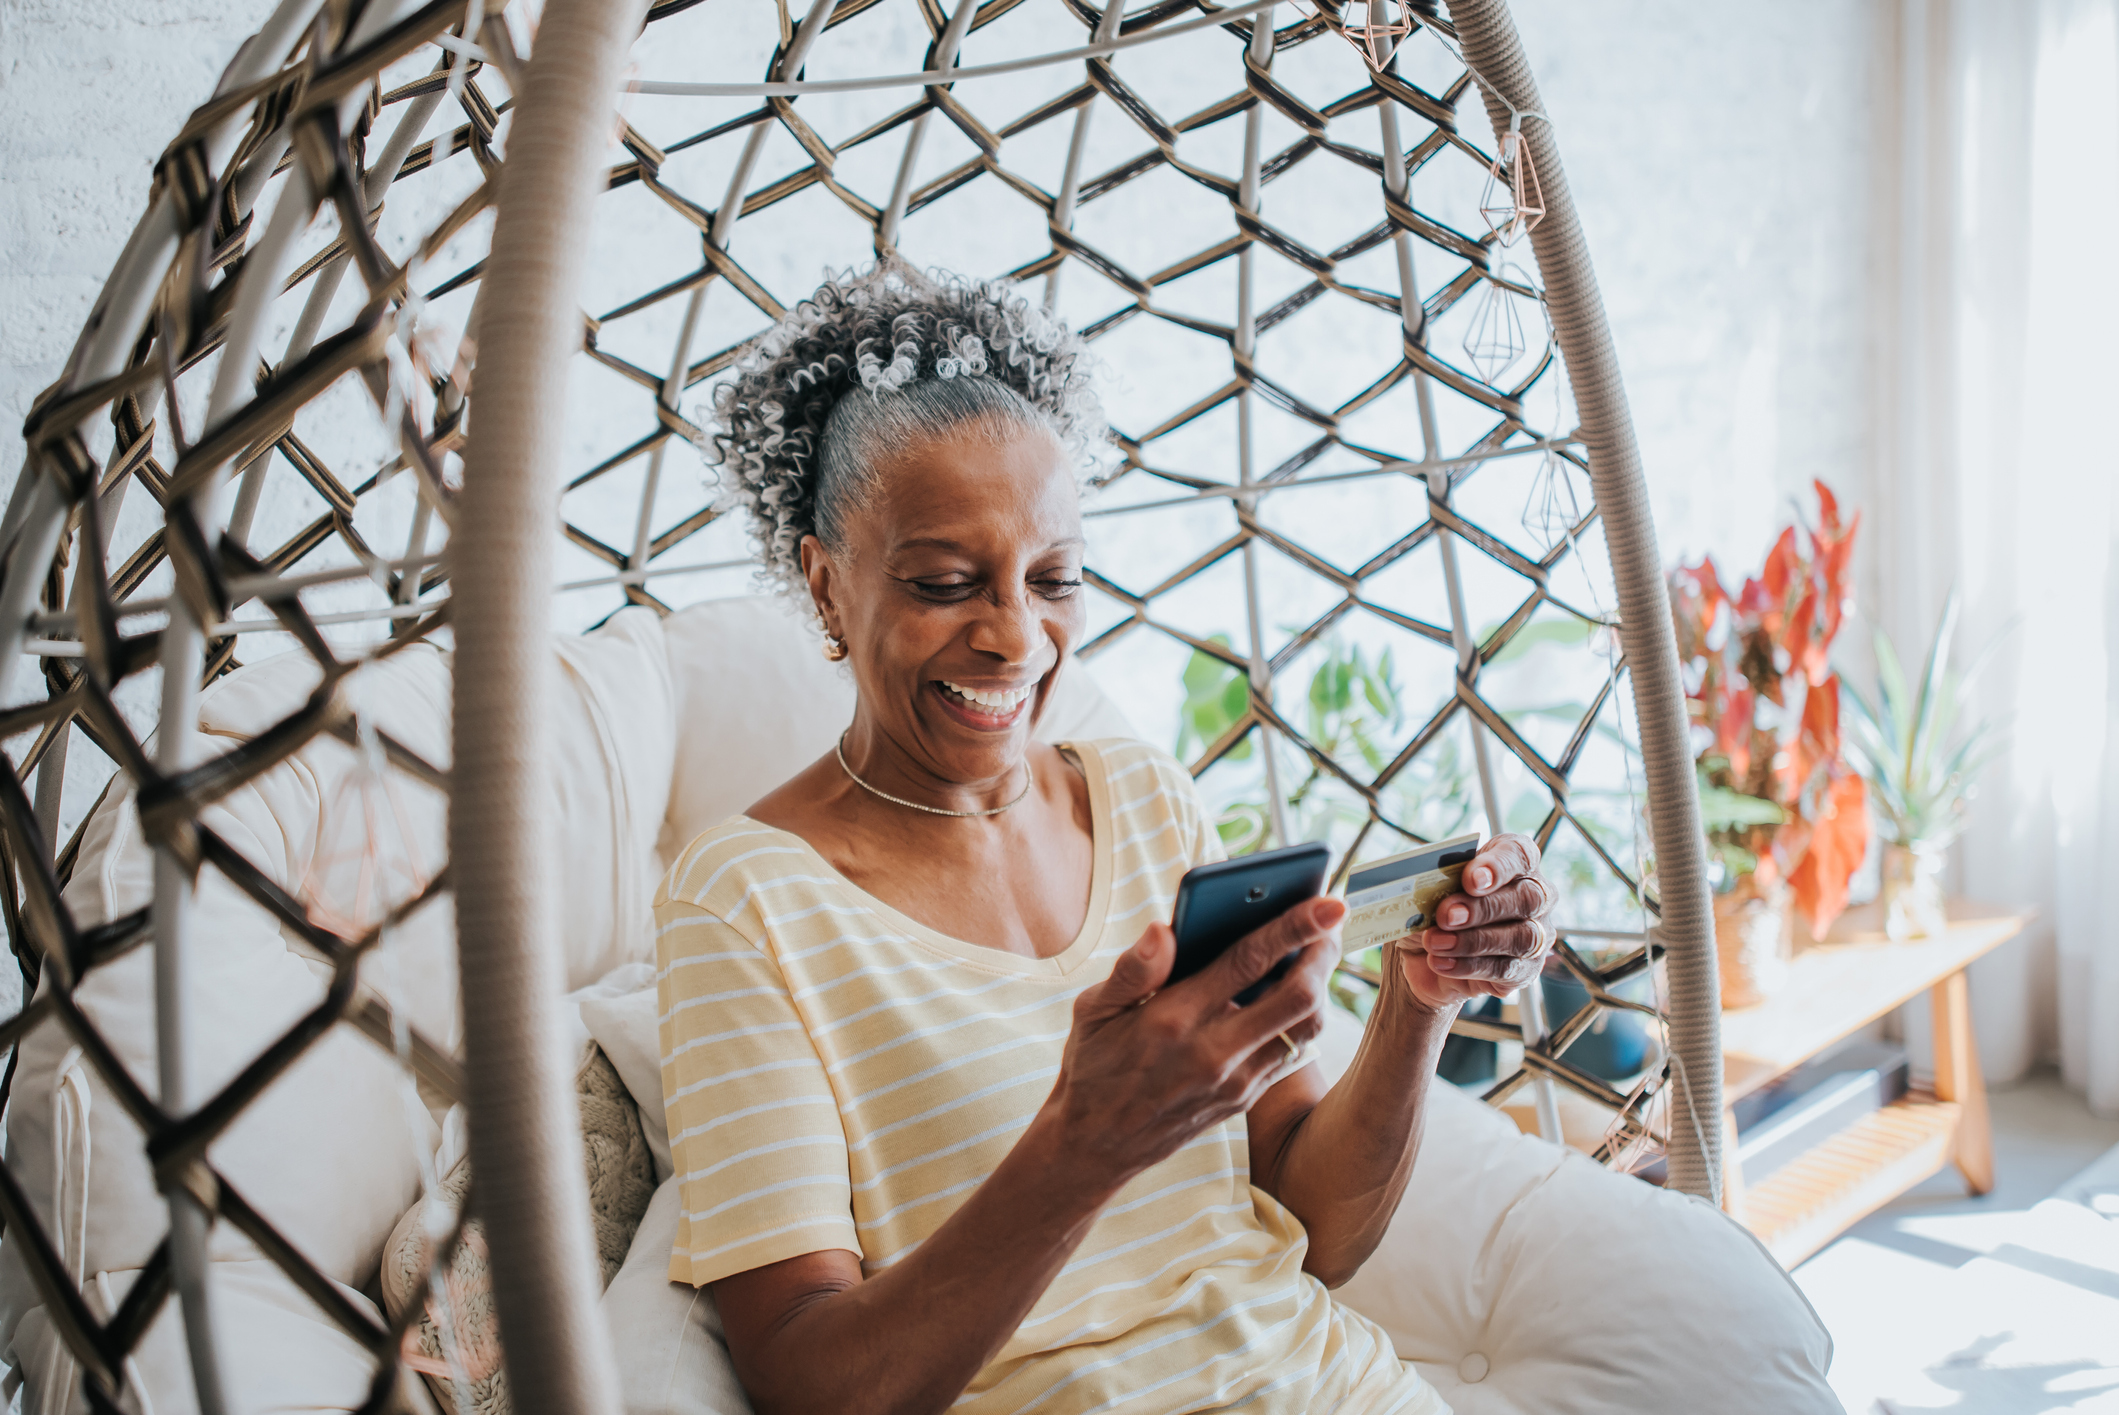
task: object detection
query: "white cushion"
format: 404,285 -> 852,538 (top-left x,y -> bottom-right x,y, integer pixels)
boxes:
8,1259 -> 398,1415
552,609 -> 680,984
1315,1008 -> 1840,1414
656,594 -> 1137,864
601,1179 -> 753,1415
580,972 -> 671,1183
6,646 -> 457,1308
0,612 -> 680,1409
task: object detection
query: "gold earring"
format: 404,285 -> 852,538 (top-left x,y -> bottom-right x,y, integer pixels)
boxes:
812,607 -> 847,661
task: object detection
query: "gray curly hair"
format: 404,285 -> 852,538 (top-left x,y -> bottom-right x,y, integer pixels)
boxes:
702,263 -> 1107,593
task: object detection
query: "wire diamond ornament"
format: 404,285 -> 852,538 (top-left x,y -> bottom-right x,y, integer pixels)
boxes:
1279,0 -> 1437,73
1337,0 -> 1414,72
1462,276 -> 1528,384
1522,447 -> 1588,556
297,715 -> 433,939
1480,127 -> 1545,245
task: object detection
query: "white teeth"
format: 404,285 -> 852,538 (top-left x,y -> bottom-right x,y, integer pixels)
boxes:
942,681 -> 1033,712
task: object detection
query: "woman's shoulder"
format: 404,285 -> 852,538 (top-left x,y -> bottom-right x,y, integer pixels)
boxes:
1069,736 -> 1195,793
655,815 -> 816,918
1070,737 -> 1209,834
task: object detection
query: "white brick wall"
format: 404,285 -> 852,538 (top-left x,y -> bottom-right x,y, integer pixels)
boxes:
0,0 -> 264,433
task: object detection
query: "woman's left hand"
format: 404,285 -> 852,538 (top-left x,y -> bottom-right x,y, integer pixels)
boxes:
1397,833 -> 1555,1012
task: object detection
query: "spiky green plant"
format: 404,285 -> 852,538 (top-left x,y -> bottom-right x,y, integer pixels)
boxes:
1841,594 -> 2004,850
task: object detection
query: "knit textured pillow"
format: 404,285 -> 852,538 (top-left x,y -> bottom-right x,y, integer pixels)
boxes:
381,1042 -> 657,1413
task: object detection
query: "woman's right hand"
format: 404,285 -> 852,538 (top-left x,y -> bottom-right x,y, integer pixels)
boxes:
1040,897 -> 1344,1193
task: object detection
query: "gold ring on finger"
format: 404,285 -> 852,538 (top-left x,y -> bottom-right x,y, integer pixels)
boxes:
1276,1030 -> 1300,1065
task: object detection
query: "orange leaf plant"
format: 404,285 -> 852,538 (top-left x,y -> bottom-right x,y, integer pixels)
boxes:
1668,481 -> 1870,937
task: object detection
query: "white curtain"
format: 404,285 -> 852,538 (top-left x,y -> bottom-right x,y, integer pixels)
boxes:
1872,0 -> 2119,1112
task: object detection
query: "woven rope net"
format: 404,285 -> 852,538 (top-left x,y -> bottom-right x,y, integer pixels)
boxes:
0,0 -> 1720,1409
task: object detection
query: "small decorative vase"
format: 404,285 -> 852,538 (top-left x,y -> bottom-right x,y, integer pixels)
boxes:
1882,842 -> 1949,941
1714,874 -> 1794,1009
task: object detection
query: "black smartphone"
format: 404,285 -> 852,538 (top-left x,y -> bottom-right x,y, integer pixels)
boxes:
1168,842 -> 1331,1006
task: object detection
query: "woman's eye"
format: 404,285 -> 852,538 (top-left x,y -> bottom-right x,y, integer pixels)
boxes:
1034,577 -> 1084,599
912,580 -> 977,600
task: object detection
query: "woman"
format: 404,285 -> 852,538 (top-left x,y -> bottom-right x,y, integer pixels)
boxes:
654,265 -> 1557,1415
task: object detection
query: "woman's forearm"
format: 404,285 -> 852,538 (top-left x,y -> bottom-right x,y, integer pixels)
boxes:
1268,962 -> 1459,1287
722,1107 -> 1118,1415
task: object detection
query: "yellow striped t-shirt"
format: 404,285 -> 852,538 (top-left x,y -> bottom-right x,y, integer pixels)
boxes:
654,738 -> 1445,1415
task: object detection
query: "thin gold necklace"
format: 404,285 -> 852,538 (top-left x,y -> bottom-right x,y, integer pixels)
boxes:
835,733 -> 1032,818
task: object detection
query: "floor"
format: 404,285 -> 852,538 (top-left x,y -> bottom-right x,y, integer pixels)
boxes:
1794,1069 -> 2119,1414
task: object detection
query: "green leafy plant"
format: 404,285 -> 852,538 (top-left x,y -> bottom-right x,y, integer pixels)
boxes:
1693,774 -> 1789,881
1174,634 -> 1409,853
1841,594 -> 2003,850
1287,639 -> 1403,811
1174,636 -> 1270,850
1176,635 -> 1253,763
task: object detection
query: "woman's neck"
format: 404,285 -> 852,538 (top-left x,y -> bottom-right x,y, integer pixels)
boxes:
837,715 -> 1031,816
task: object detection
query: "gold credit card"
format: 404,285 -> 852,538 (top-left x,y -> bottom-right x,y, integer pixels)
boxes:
1341,832 -> 1484,955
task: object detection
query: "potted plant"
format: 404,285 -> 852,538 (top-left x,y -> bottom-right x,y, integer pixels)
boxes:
1841,593 -> 2002,940
1668,481 -> 1870,1007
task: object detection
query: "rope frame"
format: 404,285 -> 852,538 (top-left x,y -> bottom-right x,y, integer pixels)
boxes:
0,0 -> 1720,1409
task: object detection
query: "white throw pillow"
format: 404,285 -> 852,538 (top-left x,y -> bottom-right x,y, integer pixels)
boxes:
580,973 -> 670,1183
656,595 -> 1137,865
601,1179 -> 753,1415
551,609 -> 679,984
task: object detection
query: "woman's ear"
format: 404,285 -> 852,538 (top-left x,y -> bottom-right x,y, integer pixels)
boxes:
799,534 -> 841,637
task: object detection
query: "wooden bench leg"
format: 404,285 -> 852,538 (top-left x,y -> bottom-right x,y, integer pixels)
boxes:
1930,969 -> 1994,1194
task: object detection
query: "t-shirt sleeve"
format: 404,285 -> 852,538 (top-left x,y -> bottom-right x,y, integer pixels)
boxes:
1159,750 -> 1226,868
655,897 -> 858,1287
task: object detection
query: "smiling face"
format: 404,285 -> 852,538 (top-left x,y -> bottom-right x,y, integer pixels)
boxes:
800,418 -> 1086,792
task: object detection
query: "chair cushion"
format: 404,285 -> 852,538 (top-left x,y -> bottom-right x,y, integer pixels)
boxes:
8,1258 -> 403,1415
0,613 -> 678,1403
1,589 -> 1838,1415
601,1179 -> 754,1415
1314,1008 -> 1840,1415
656,595 -> 1136,866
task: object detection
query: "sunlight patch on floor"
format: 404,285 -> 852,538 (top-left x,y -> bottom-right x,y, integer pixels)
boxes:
1794,1075 -> 2119,1414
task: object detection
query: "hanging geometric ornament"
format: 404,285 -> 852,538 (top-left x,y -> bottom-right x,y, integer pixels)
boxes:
1462,276 -> 1527,385
295,710 -> 433,939
1338,0 -> 1412,73
1279,0 -> 1421,74
1521,446 -> 1588,555
1464,253 -> 1547,387
1479,125 -> 1545,246
1600,1064 -> 1670,1179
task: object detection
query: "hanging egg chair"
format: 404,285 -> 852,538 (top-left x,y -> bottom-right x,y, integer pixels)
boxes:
0,0 -> 1836,1410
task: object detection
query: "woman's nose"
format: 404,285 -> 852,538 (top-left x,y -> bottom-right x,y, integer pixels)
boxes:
967,588 -> 1043,663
